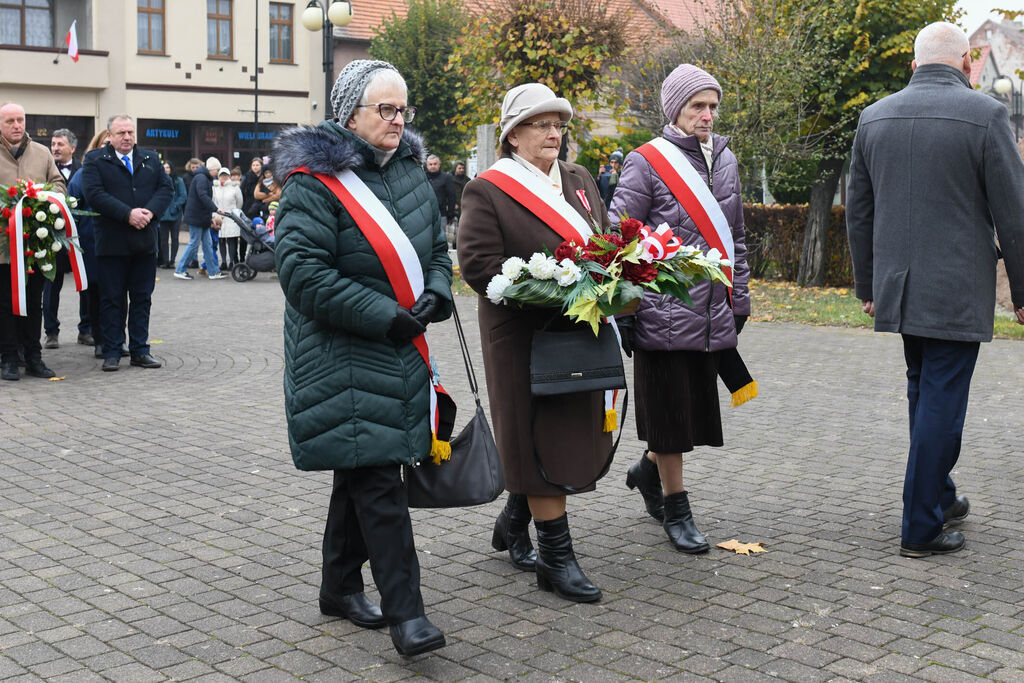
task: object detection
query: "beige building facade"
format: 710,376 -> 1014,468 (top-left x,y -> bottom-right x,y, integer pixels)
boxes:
0,0 -> 323,171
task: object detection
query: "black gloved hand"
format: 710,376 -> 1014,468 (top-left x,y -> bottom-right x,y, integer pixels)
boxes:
387,307 -> 426,344
409,291 -> 440,327
734,314 -> 748,335
617,315 -> 636,358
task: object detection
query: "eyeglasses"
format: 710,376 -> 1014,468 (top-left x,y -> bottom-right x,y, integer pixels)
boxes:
521,120 -> 570,134
354,103 -> 417,123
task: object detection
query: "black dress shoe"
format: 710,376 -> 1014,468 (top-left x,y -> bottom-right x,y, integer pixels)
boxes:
44,334 -> 59,349
1,361 -> 19,381
102,357 -> 120,372
24,360 -> 55,378
319,593 -> 385,629
389,616 -> 445,657
130,354 -> 162,369
900,530 -> 965,558
78,333 -> 94,345
942,495 -> 969,526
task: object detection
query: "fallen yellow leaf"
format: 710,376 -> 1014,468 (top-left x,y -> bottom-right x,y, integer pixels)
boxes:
717,539 -> 767,555
48,376 -> 67,382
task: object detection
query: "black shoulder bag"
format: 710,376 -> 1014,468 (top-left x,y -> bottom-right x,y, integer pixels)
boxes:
528,319 -> 628,494
404,305 -> 505,508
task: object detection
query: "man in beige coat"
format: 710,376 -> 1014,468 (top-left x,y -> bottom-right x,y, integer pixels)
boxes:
0,102 -> 65,380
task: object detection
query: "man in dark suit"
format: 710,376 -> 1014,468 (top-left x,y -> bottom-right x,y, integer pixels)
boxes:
42,128 -> 91,350
81,114 -> 172,372
847,22 -> 1024,558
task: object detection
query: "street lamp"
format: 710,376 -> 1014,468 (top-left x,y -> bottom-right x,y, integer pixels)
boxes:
302,0 -> 354,121
993,75 -> 1021,142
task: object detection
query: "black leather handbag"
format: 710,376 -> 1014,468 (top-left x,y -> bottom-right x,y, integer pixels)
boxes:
529,322 -> 627,396
404,306 -> 505,508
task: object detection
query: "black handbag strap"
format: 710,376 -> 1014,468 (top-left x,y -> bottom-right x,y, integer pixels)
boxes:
532,390 -> 627,495
451,304 -> 482,405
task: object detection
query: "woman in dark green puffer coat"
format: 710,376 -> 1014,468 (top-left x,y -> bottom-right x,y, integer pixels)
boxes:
273,61 -> 453,658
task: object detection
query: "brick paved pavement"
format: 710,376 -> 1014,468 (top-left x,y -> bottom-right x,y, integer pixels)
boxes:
1,272 -> 1023,681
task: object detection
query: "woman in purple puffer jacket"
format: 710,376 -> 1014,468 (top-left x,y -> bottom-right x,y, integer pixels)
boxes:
609,64 -> 750,553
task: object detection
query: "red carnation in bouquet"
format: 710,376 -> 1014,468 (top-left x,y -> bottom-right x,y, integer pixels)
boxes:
623,259 -> 658,284
620,217 -> 644,241
554,239 -> 581,262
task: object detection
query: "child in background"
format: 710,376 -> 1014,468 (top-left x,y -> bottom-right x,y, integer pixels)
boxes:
267,201 -> 278,234
250,218 -> 274,246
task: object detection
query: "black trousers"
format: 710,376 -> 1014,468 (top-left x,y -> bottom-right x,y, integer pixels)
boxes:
42,269 -> 90,337
901,335 -> 980,544
0,266 -> 44,363
321,465 -> 425,624
157,220 -> 180,266
219,236 -> 241,269
97,253 -> 155,358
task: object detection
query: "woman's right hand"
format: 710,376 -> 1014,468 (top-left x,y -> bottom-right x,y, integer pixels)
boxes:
387,307 -> 426,343
617,315 -> 636,357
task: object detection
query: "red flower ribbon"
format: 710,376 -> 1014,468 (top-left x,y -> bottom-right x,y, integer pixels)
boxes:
638,224 -> 682,261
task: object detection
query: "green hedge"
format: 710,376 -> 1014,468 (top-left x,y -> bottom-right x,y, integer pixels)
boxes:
743,203 -> 853,286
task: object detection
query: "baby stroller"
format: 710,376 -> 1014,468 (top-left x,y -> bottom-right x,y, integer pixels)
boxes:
224,208 -> 276,282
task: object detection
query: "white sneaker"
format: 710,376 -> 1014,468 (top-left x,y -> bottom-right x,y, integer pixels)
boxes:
173,272 -> 194,280
208,272 -> 227,280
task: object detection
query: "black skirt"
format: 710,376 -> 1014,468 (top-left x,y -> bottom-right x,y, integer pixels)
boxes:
634,348 -> 723,454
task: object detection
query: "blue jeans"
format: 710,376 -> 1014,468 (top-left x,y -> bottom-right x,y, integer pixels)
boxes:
176,226 -> 220,276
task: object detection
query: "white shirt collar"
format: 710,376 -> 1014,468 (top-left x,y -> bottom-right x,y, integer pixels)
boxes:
511,153 -> 562,196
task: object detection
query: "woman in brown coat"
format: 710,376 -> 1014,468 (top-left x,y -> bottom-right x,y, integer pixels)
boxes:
457,83 -> 611,603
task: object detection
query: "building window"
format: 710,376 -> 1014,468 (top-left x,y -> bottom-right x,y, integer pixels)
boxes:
137,0 -> 164,54
0,0 -> 54,47
269,2 -> 292,63
207,0 -> 232,58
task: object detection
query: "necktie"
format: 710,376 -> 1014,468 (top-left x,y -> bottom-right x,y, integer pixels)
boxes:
122,155 -> 132,174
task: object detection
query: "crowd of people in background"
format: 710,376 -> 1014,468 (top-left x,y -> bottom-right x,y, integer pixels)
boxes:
0,100 -> 281,378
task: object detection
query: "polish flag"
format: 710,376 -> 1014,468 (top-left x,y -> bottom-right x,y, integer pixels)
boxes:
66,21 -> 79,62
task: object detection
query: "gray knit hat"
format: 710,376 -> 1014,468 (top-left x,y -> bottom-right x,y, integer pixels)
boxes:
330,59 -> 400,123
660,64 -> 722,124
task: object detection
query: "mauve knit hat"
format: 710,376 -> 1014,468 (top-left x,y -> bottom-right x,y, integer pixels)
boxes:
660,64 -> 722,124
330,59 -> 400,123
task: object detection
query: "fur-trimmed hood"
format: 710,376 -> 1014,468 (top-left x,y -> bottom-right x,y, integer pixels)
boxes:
272,121 -> 427,184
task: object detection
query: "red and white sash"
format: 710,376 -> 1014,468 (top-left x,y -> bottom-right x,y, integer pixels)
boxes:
479,158 -> 623,432
288,166 -> 455,460
635,137 -> 733,288
479,158 -> 594,245
7,191 -> 88,317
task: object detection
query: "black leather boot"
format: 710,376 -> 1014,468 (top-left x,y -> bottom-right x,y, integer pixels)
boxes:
663,491 -> 709,554
534,514 -> 601,603
625,453 -> 664,521
491,493 -> 537,570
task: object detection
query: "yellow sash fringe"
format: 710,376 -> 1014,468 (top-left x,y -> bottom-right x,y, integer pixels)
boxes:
603,409 -> 618,433
730,380 -> 758,408
430,436 -> 452,465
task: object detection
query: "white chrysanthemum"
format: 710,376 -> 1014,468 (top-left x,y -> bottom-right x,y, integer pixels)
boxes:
486,273 -> 513,304
40,263 -> 53,272
49,203 -> 61,214
35,211 -> 47,222
68,197 -> 78,208
35,250 -> 47,258
555,259 -> 582,287
501,256 -> 527,279
35,227 -> 48,239
51,241 -> 62,252
706,248 -> 722,262
53,218 -> 65,230
527,253 -> 558,281
679,244 -> 699,256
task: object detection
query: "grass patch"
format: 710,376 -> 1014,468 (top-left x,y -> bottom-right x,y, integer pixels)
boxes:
750,279 -> 1024,340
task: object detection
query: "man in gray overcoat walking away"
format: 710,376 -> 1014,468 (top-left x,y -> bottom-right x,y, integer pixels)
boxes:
847,21 -> 1024,558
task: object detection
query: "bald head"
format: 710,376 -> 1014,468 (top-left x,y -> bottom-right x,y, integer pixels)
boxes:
0,102 -> 26,145
914,22 -> 970,68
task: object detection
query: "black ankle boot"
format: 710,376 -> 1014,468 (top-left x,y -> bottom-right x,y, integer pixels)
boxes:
625,453 -> 664,521
491,493 -> 537,570
534,514 -> 601,603
663,491 -> 709,554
